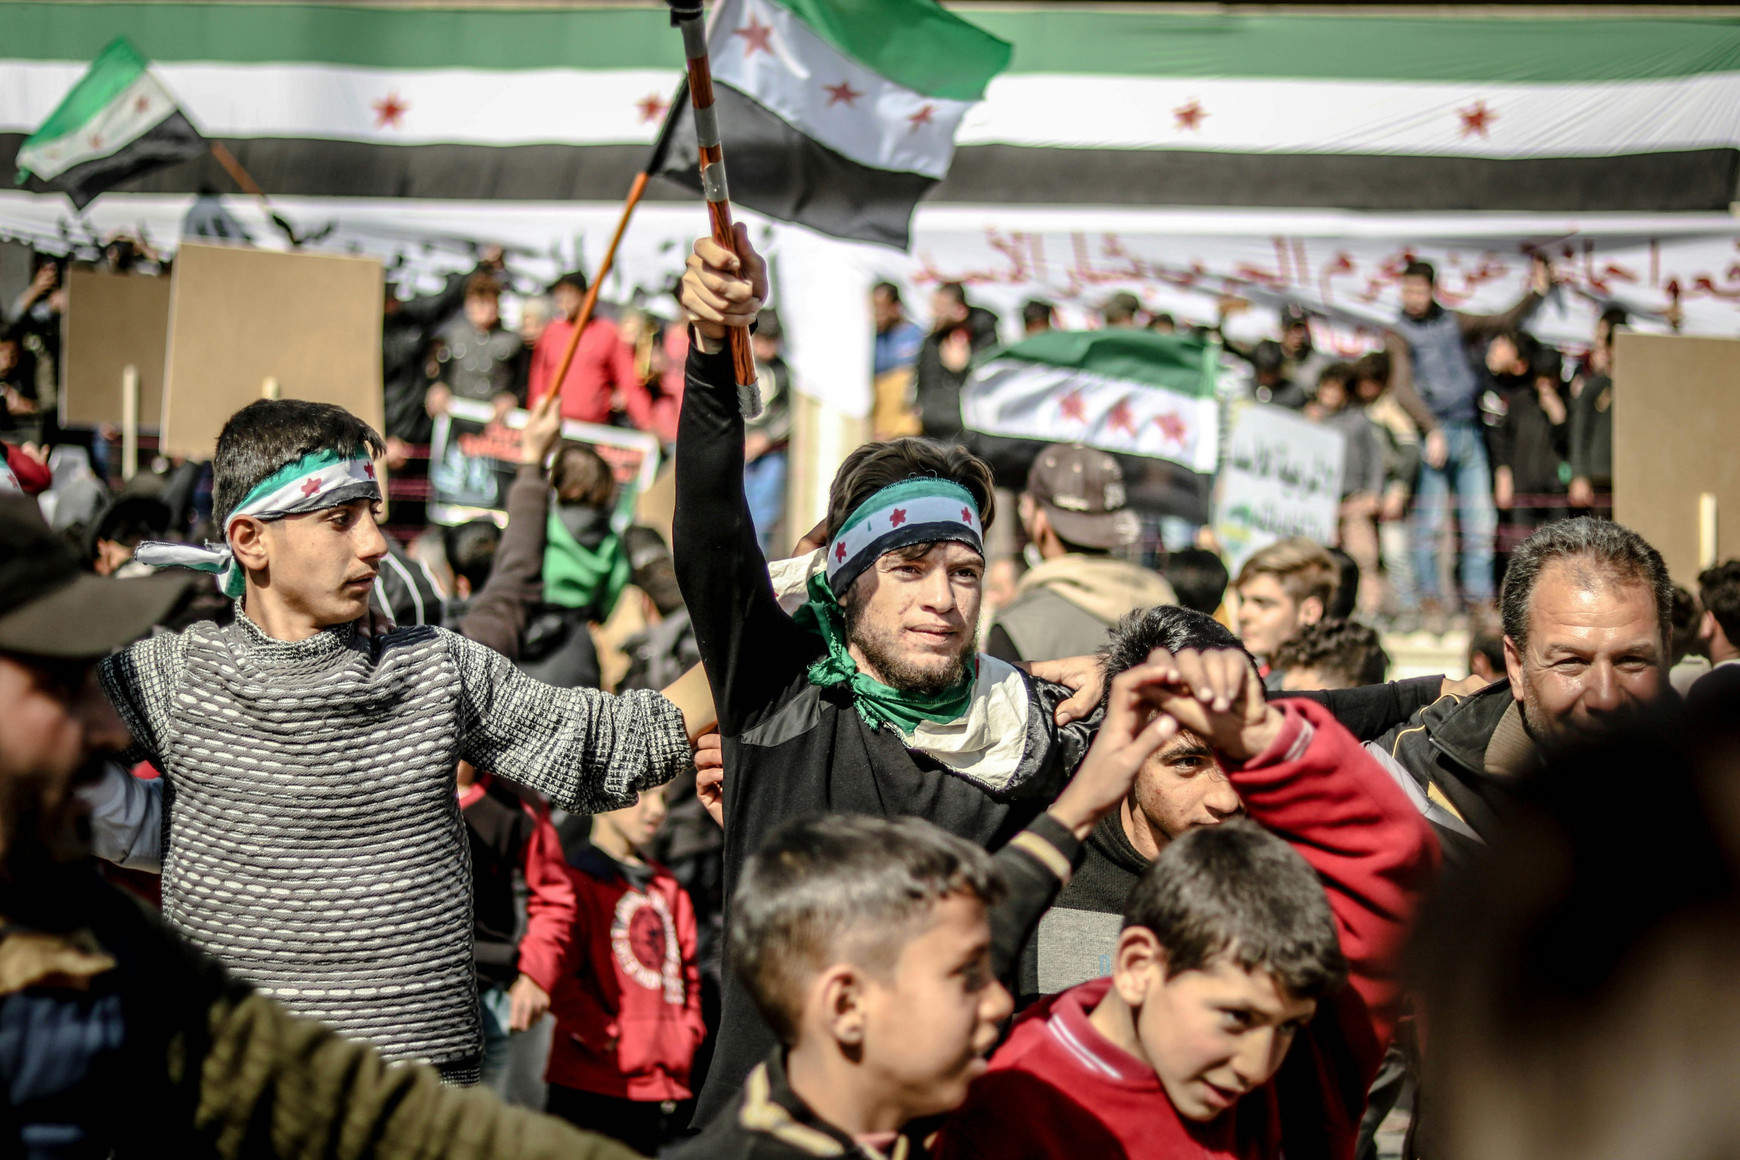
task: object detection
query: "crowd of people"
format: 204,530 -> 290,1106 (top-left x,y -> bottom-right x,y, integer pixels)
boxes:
0,220 -> 1730,1160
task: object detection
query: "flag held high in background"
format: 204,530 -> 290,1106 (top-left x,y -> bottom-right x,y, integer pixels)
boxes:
651,0 -> 1010,249
963,329 -> 1222,478
15,37 -> 207,210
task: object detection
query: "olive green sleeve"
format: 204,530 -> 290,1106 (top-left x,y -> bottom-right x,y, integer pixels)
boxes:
195,988 -> 645,1160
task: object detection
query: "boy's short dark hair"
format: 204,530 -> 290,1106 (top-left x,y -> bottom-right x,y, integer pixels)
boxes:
1123,817 -> 1347,1000
1101,604 -> 1251,685
552,270 -> 588,295
1160,548 -> 1230,615
1403,259 -> 1436,284
825,437 -> 996,542
1351,350 -> 1390,387
443,519 -> 502,593
1271,618 -> 1389,689
729,814 -> 1006,1046
1698,561 -> 1740,650
465,272 -> 502,301
551,442 -> 617,509
1021,299 -> 1055,329
1469,628 -> 1505,677
872,281 -> 901,304
1670,583 -> 1702,665
212,399 -> 385,524
1317,362 -> 1355,390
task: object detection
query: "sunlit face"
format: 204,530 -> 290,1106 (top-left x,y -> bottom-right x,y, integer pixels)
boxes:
1401,275 -> 1435,319
0,341 -> 18,376
1125,730 -> 1243,858
1116,945 -> 1317,1122
0,655 -> 129,881
1504,561 -> 1663,741
930,288 -> 967,330
596,783 -> 668,853
239,498 -> 389,629
856,893 -> 1012,1121
844,542 -> 984,694
1236,574 -> 1320,664
872,287 -> 902,331
1486,335 -> 1524,376
463,292 -> 500,332
1316,377 -> 1348,411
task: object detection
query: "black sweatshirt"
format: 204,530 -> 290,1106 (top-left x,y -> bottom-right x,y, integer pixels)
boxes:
673,340 -> 1097,1127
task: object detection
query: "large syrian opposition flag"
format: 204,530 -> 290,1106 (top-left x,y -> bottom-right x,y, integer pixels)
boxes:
963,330 -> 1222,477
14,38 -> 206,210
651,0 -> 1010,248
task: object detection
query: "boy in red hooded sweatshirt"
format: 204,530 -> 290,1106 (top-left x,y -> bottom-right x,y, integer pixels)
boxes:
546,783 -> 706,1155
933,645 -> 1438,1160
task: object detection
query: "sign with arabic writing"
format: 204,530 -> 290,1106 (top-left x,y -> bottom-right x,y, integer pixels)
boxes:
1213,402 -> 1345,573
428,397 -> 660,526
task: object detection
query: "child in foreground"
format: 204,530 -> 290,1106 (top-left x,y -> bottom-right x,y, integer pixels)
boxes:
673,660 -> 1199,1159
933,648 -> 1439,1160
546,784 -> 707,1156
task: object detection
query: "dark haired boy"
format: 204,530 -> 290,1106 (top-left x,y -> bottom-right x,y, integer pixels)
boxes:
676,658 -> 1195,1159
938,644 -> 1438,1160
111,396 -> 693,1083
1273,618 -> 1390,691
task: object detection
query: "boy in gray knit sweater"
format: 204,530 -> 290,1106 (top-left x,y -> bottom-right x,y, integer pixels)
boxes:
102,398 -> 693,1083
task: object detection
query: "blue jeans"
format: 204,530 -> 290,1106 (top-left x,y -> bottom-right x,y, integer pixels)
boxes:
743,449 -> 788,560
1412,420 -> 1497,603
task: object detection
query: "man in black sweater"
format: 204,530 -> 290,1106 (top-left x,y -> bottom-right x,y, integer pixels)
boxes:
673,230 -> 1098,1125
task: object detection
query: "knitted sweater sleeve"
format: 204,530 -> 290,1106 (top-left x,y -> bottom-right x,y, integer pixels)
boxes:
98,630 -> 192,767
442,629 -> 689,814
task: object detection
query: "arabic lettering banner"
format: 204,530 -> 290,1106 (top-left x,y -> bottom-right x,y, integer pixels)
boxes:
1213,402 -> 1346,574
428,397 -> 660,527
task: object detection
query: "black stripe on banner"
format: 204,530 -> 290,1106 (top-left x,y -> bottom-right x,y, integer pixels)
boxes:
654,83 -> 936,249
4,133 -> 1734,215
19,111 -> 207,211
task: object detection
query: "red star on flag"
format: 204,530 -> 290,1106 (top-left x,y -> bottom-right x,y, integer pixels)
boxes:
1154,411 -> 1188,445
372,92 -> 409,129
364,463 -> 377,478
88,134 -> 103,148
1059,390 -> 1087,422
636,93 -> 670,124
961,506 -> 974,525
824,80 -> 863,107
889,508 -> 907,527
908,104 -> 936,132
1458,100 -> 1496,139
734,14 -> 775,57
1174,100 -> 1207,131
134,95 -> 151,114
1107,397 -> 1137,435
300,477 -> 323,497
834,540 -> 848,562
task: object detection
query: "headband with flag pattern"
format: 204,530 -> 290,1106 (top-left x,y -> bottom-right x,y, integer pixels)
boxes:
824,478 -> 983,598
134,449 -> 381,598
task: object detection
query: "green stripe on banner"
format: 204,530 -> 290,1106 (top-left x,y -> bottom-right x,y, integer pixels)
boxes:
987,331 -> 1218,399
4,3 -> 1740,83
22,37 -> 146,147
761,0 -> 1009,101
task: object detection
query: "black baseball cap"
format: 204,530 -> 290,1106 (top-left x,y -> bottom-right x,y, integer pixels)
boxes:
0,496 -> 190,659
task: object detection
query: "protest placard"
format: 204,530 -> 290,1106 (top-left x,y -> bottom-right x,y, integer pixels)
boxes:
428,397 -> 661,526
1212,402 -> 1344,573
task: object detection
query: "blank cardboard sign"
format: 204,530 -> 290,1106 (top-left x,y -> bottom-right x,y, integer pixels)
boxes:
1612,332 -> 1740,584
161,243 -> 383,460
62,269 -> 172,427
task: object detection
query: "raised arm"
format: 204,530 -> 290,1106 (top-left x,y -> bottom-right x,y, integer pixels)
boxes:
673,231 -> 819,733
444,629 -> 690,814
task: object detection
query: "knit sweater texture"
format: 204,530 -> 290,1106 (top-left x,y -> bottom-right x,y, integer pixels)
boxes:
99,610 -> 689,1071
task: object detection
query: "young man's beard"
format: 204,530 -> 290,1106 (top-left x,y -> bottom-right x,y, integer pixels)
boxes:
844,595 -> 976,696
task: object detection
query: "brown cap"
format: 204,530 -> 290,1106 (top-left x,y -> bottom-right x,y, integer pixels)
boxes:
0,496 -> 190,659
1024,443 -> 1139,550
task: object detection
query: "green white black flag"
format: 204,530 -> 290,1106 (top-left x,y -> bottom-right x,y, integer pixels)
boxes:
15,38 -> 207,210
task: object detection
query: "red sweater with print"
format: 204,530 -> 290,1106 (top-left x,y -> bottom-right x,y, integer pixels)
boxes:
547,846 -> 707,1103
934,699 -> 1439,1160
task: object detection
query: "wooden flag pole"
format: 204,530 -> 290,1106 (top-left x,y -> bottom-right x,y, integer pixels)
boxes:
669,0 -> 758,392
539,170 -> 652,406
208,140 -> 305,248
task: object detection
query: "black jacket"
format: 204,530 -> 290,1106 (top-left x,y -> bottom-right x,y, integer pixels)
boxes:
674,341 -> 1094,1127
1492,384 -> 1569,497
914,306 -> 999,441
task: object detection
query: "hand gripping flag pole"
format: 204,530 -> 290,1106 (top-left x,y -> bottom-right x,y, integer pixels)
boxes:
669,0 -> 759,394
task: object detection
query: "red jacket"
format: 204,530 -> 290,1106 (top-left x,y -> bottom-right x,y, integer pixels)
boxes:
2,443 -> 49,494
529,316 -> 650,429
935,699 -> 1438,1160
547,847 -> 707,1102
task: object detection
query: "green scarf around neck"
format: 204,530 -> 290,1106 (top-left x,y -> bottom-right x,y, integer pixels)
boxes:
543,509 -> 631,619
791,570 -> 976,735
